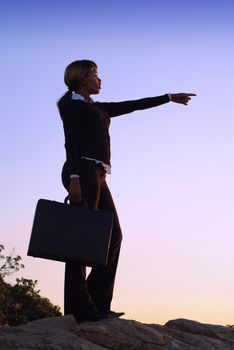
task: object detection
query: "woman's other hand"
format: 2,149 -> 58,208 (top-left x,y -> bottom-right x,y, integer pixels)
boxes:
171,93 -> 196,105
69,177 -> 82,204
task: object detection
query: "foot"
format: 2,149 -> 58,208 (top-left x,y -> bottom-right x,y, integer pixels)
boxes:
75,310 -> 108,323
106,310 -> 125,318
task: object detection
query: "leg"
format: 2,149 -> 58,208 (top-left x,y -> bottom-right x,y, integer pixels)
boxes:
64,264 -> 95,316
87,177 -> 123,313
63,160 -> 102,319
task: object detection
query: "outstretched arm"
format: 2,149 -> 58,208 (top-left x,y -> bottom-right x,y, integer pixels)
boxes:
96,93 -> 196,117
96,94 -> 170,117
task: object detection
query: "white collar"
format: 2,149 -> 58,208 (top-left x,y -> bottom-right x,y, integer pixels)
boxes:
72,92 -> 94,103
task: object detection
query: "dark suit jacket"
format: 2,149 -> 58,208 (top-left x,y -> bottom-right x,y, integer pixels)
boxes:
58,94 -> 170,175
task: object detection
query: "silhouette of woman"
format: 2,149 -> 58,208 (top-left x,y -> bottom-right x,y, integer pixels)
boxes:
57,59 -> 196,322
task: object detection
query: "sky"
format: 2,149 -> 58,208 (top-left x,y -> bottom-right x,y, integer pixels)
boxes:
1,0 -> 234,325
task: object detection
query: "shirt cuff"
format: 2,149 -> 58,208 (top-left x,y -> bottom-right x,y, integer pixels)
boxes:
167,93 -> 172,101
70,174 -> 79,178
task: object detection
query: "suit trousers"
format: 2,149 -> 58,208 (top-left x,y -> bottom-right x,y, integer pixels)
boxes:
61,159 -> 122,316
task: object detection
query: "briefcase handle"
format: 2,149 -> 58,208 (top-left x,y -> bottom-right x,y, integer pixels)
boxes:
64,195 -> 88,208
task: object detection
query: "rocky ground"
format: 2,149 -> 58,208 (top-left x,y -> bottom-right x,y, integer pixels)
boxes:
0,315 -> 234,349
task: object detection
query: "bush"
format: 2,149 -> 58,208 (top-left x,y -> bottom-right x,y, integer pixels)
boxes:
0,245 -> 62,326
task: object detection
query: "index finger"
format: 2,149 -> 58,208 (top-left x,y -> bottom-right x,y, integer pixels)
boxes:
186,93 -> 196,96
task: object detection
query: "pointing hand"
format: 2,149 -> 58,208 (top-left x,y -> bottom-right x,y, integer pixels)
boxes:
171,93 -> 196,105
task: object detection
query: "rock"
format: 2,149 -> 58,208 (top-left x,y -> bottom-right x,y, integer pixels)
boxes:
0,315 -> 234,349
0,316 -> 105,350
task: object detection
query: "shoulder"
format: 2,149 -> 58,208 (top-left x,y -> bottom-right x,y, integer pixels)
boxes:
59,100 -> 84,124
60,99 -> 85,116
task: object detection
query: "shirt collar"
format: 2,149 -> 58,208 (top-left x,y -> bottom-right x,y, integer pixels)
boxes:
72,92 -> 94,103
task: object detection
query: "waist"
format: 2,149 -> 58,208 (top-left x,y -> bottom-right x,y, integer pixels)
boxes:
81,156 -> 111,174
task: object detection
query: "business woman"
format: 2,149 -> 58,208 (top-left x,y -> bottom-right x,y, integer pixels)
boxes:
57,59 -> 196,322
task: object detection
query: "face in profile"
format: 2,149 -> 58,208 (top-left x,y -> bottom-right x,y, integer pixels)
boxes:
83,66 -> 101,95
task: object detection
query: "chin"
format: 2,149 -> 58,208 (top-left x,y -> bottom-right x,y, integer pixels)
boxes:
93,89 -> 101,95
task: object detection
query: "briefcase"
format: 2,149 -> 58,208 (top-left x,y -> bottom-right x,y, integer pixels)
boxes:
27,199 -> 113,267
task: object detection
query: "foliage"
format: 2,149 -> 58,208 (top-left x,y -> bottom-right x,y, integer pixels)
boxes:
0,245 -> 24,278
0,245 -> 62,326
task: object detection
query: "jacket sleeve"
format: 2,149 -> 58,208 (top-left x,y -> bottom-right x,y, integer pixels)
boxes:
61,103 -> 83,175
95,94 -> 170,117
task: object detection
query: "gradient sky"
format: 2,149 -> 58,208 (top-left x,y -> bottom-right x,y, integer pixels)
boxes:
1,0 -> 234,325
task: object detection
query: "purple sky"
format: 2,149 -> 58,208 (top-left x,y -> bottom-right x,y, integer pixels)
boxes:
1,0 -> 234,324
